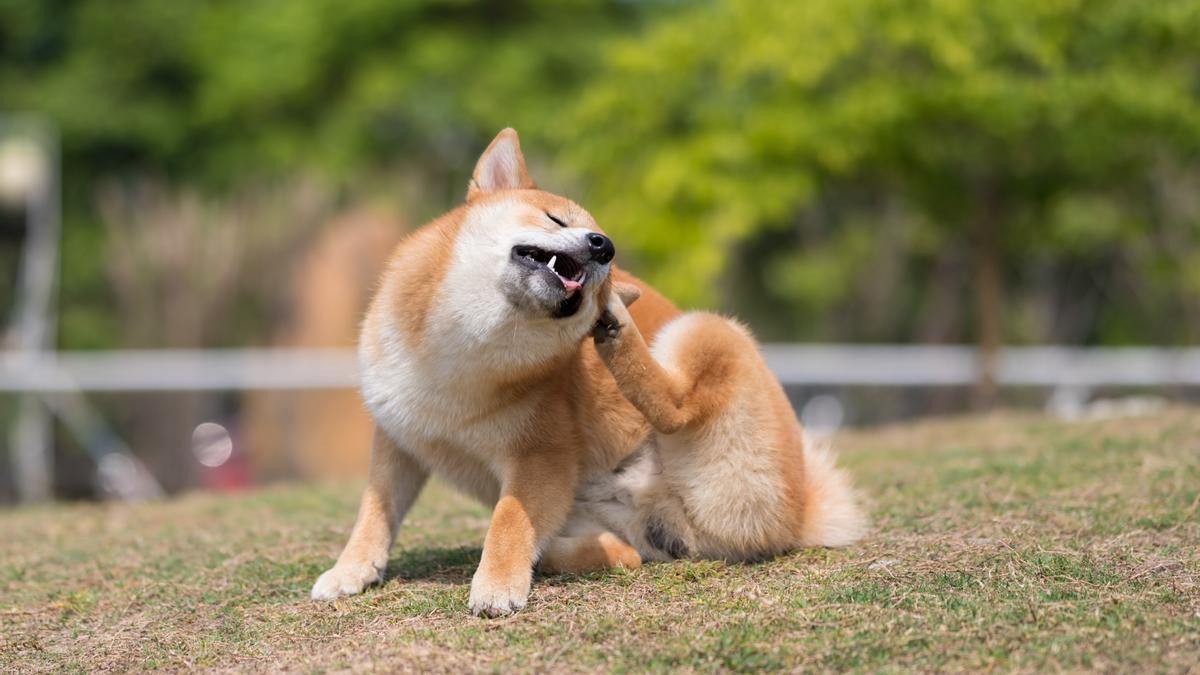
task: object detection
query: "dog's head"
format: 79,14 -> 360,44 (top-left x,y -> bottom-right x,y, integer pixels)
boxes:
440,129 -> 616,345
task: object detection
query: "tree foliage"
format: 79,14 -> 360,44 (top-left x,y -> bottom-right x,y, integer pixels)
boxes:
1,0 -> 641,189
0,0 -> 645,347
2,0 -> 1199,349
562,0 -> 1200,345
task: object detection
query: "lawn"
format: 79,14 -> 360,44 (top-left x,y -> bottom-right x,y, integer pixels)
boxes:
2,409 -> 1198,672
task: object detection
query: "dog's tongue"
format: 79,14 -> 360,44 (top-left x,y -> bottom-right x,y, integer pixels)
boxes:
547,255 -> 581,294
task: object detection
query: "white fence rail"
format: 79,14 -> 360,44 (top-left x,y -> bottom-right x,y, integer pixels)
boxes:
3,344 -> 1196,504
3,346 -> 1200,392
760,345 -> 1200,387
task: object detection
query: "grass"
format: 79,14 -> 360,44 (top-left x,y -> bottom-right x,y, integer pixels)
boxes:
2,409 -> 1198,672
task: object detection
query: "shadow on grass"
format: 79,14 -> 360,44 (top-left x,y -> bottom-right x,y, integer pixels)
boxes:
382,544 -> 667,587
377,538 -> 833,588
385,545 -> 481,584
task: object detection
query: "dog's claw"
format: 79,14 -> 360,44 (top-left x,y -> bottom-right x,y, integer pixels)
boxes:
593,309 -> 622,344
468,569 -> 530,618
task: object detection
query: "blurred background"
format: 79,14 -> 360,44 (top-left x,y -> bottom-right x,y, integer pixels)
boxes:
2,0 -> 1199,504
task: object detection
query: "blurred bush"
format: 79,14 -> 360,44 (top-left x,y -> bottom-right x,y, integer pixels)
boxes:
0,0 -> 645,349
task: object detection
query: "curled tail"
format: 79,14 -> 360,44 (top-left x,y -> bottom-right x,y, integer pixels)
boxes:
798,433 -> 868,548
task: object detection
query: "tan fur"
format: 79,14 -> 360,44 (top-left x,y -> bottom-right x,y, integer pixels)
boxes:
576,288 -> 867,561
381,208 -> 465,352
311,430 -> 428,597
312,128 -> 864,617
540,532 -> 642,574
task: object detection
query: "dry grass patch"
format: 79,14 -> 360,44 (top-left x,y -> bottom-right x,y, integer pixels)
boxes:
2,409 -> 1198,672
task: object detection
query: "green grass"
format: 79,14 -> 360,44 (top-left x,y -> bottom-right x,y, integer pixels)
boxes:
2,409 -> 1198,672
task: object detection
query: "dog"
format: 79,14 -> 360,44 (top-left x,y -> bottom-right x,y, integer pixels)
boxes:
311,128 -> 865,617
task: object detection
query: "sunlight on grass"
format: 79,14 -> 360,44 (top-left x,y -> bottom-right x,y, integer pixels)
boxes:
2,409 -> 1197,672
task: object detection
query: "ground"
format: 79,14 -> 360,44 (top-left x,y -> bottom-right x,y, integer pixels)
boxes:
2,409 -> 1198,673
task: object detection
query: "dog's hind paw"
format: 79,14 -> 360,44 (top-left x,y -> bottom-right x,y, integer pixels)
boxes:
311,561 -> 382,600
592,309 -> 622,344
646,519 -> 689,559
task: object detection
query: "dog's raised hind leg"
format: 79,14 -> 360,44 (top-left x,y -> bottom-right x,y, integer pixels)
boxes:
592,284 -> 726,435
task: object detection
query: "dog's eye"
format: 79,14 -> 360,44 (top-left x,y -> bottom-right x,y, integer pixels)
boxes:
546,212 -> 567,228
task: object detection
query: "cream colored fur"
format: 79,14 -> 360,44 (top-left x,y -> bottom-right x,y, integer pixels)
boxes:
573,297 -> 867,562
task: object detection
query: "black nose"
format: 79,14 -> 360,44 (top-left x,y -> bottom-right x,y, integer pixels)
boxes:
587,232 -> 615,264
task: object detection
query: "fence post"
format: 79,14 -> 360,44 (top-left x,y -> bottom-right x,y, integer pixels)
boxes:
2,119 -> 59,503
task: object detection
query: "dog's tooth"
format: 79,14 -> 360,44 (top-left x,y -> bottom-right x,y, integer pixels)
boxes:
548,255 -> 557,271
580,272 -> 587,285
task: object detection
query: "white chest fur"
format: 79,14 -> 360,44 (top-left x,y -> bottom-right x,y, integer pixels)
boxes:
359,332 -> 542,503
357,199 -> 600,502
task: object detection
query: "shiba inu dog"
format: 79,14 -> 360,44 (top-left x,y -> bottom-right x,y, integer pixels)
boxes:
311,128 -> 865,617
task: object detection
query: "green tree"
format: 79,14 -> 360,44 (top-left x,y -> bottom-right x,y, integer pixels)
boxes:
0,0 -> 647,347
563,0 -> 1200,402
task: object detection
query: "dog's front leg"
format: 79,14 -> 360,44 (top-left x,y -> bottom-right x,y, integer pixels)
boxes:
469,452 -> 576,617
312,428 -> 428,600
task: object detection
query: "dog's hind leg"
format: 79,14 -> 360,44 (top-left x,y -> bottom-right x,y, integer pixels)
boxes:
592,285 -> 736,435
593,286 -> 821,560
539,532 -> 643,574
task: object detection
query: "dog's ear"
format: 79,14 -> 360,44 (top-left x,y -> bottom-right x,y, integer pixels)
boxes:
613,281 -> 642,307
467,128 -> 535,200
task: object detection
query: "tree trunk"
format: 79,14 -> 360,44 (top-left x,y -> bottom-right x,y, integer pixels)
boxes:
918,243 -> 966,416
972,181 -> 1004,410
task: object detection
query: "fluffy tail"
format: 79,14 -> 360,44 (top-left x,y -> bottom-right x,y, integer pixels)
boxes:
798,433 -> 868,548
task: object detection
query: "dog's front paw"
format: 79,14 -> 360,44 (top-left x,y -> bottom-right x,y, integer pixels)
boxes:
592,309 -> 623,345
468,568 -> 531,618
311,561 -> 383,600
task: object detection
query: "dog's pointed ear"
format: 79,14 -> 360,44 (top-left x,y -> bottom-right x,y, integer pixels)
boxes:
467,128 -> 535,201
614,281 -> 642,307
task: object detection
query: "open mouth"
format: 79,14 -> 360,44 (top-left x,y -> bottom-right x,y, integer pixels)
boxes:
512,245 -> 587,291
511,244 -> 589,318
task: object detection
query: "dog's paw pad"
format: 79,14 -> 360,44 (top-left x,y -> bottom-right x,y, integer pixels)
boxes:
311,562 -> 382,601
